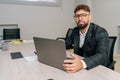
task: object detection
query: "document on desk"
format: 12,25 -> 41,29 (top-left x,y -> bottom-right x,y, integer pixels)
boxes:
24,55 -> 38,62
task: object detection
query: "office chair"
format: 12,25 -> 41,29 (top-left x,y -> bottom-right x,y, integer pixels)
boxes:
108,36 -> 117,70
56,28 -> 73,41
56,28 -> 73,49
3,28 -> 20,40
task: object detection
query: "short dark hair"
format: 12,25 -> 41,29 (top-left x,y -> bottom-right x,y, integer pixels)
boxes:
74,4 -> 90,13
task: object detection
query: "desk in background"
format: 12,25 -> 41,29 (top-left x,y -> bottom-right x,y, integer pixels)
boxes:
0,41 -> 120,80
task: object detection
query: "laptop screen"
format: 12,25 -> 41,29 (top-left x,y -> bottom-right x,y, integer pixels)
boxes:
33,37 -> 67,70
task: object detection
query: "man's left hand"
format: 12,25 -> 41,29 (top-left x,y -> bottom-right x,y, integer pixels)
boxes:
63,53 -> 83,73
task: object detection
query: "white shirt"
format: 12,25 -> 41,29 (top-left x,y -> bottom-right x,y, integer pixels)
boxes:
79,31 -> 87,48
79,30 -> 88,69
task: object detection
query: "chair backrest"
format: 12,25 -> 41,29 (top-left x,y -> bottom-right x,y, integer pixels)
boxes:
3,28 -> 20,40
108,36 -> 117,62
65,28 -> 73,39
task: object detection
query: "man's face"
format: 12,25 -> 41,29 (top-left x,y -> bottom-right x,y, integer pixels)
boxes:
74,10 -> 91,30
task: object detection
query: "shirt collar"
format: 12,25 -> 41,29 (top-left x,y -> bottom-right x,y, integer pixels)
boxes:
79,28 -> 88,36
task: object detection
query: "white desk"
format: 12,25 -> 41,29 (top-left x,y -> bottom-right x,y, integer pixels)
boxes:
0,42 -> 120,80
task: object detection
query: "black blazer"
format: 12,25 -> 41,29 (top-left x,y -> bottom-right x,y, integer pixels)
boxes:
65,23 -> 109,69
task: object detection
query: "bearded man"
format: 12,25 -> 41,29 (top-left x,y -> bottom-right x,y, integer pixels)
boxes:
63,4 -> 109,73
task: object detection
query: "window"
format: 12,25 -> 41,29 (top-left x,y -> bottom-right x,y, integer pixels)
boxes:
0,0 -> 62,7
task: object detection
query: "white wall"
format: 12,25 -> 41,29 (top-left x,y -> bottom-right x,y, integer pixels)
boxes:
74,0 -> 87,6
0,0 -> 75,40
91,0 -> 120,55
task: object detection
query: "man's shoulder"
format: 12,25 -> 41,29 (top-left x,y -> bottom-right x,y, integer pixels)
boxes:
73,26 -> 79,30
90,23 -> 102,29
90,23 -> 107,32
90,23 -> 109,38
72,27 -> 79,32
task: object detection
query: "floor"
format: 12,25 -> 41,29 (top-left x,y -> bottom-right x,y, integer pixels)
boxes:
114,56 -> 120,73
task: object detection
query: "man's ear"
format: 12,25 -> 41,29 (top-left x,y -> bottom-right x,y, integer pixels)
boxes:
89,15 -> 92,21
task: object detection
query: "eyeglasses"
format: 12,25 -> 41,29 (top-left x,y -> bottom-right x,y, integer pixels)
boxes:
74,13 -> 89,19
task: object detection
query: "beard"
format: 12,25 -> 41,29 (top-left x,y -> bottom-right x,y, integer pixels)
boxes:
77,22 -> 88,30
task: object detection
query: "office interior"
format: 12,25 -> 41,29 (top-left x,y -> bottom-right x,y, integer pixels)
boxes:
0,0 -> 120,55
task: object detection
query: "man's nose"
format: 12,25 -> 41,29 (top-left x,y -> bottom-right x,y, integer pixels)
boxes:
78,17 -> 82,20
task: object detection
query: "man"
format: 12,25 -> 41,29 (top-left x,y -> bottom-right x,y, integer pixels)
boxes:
63,4 -> 109,73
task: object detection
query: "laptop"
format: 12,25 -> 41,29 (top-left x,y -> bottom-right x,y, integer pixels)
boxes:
33,37 -> 67,70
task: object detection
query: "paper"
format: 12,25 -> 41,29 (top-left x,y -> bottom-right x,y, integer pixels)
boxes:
24,55 -> 38,62
12,40 -> 21,44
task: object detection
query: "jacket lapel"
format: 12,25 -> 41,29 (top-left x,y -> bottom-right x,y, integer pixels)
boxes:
84,24 -> 93,47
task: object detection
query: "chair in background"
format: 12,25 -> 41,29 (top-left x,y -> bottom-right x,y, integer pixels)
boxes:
56,28 -> 73,41
3,28 -> 20,40
108,36 -> 117,70
56,28 -> 73,49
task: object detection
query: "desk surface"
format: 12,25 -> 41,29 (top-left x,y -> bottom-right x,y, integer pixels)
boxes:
0,42 -> 120,80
